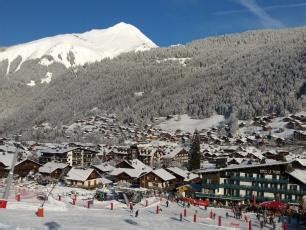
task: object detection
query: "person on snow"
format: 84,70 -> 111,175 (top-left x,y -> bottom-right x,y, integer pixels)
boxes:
166,200 -> 169,208
135,210 -> 139,218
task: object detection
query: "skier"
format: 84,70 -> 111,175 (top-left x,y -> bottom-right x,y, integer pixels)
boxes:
130,203 -> 134,213
135,209 -> 139,218
166,200 -> 169,208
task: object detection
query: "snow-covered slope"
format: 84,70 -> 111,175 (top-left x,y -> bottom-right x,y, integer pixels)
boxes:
0,22 -> 157,73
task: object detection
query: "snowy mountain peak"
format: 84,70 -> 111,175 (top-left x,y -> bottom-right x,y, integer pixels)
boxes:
0,22 -> 157,74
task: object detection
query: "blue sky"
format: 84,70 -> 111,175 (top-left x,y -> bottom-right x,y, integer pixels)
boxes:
1,0 -> 306,47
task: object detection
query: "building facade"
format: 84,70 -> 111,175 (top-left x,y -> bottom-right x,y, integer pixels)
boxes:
196,162 -> 306,205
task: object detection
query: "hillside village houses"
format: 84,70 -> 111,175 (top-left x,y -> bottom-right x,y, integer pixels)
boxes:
0,112 -> 305,211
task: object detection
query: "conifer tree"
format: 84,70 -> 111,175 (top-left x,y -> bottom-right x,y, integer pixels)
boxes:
188,129 -> 201,170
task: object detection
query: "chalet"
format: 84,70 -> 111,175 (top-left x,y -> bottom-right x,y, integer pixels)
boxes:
14,159 -> 41,178
161,147 -> 189,167
66,168 -> 101,189
39,146 -> 98,167
139,168 -> 176,191
39,162 -> 70,179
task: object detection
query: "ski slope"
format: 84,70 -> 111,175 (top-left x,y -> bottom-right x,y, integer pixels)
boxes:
0,196 -> 287,230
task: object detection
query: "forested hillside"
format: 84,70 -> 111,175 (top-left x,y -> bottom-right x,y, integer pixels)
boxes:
0,27 -> 305,135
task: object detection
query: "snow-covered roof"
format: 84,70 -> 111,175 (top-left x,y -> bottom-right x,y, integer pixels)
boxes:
228,158 -> 245,164
66,168 -> 98,182
235,151 -> 248,157
40,147 -> 77,155
287,169 -> 306,184
92,163 -> 114,172
166,167 -> 198,181
0,152 -> 15,168
0,145 -> 17,153
163,147 -> 187,159
152,168 -> 176,181
15,159 -> 40,167
130,159 -> 152,173
39,162 -> 68,174
99,177 -> 112,184
293,159 -> 306,167
110,168 -> 145,178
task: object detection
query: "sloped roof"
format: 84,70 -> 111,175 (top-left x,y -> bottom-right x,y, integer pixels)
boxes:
228,158 -> 245,164
110,168 -> 145,178
167,167 -> 198,181
293,159 -> 306,167
163,147 -> 187,159
287,169 -> 306,184
66,168 -> 98,181
92,163 -> 114,172
15,158 -> 41,167
152,168 -> 176,181
99,177 -> 112,184
0,152 -> 15,168
39,162 -> 67,174
0,145 -> 17,153
130,159 -> 152,173
40,147 -> 77,155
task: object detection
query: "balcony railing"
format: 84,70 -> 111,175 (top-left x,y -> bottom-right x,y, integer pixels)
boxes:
230,176 -> 289,184
219,183 -> 306,195
202,183 -> 219,189
195,193 -> 301,204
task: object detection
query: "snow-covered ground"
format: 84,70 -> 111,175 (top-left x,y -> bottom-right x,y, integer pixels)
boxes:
156,57 -> 191,67
0,188 -> 290,230
156,114 -> 225,133
238,115 -> 299,139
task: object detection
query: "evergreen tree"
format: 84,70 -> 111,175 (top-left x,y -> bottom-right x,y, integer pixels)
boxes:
188,129 -> 201,170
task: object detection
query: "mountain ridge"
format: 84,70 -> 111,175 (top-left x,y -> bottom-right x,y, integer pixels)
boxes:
0,22 -> 157,74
